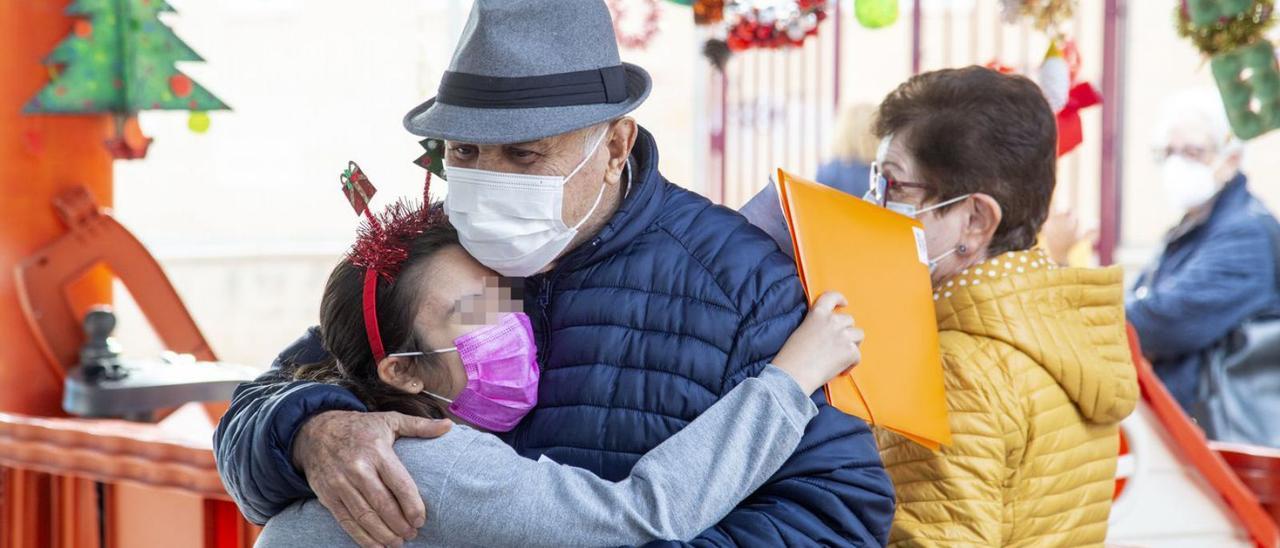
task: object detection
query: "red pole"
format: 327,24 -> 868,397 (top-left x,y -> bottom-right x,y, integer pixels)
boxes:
1099,0 -> 1127,266
833,0 -> 842,109
911,0 -> 923,74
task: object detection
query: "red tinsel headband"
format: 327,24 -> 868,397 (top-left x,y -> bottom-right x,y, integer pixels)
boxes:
340,161 -> 442,362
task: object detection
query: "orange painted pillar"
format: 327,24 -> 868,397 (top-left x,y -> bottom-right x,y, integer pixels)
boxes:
1,1 -> 113,415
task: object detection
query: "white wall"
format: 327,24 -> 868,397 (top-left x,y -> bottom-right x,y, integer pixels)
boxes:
112,0 -> 702,365
112,0 -> 1280,366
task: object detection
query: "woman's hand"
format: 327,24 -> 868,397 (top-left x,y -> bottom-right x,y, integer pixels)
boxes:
772,292 -> 864,393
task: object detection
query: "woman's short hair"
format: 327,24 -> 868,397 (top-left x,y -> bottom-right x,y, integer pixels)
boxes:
874,66 -> 1058,255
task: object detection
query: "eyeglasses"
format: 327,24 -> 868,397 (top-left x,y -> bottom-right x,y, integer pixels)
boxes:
865,162 -> 930,207
1153,145 -> 1212,164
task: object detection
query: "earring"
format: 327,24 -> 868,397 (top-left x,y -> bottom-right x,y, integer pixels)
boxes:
957,244 -> 969,255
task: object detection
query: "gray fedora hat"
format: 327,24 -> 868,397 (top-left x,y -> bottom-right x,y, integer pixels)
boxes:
403,0 -> 652,144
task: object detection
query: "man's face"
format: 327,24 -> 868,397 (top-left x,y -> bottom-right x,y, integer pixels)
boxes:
1163,123 -> 1238,185
443,118 -> 638,265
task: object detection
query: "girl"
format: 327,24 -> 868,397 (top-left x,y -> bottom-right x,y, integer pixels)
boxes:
256,202 -> 864,547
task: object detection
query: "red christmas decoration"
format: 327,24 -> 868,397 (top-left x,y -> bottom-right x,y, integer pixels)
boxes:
984,44 -> 1101,158
340,161 -> 378,217
722,0 -> 826,52
338,161 -> 446,363
169,74 -> 193,98
1056,82 -> 1101,156
607,0 -> 662,50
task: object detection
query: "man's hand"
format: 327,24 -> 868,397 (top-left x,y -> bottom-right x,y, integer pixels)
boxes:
292,410 -> 452,547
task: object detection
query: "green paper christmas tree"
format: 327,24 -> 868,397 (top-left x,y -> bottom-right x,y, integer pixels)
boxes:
1211,41 -> 1280,139
24,0 -> 229,158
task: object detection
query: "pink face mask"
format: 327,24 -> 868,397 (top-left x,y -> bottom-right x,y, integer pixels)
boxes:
394,313 -> 539,432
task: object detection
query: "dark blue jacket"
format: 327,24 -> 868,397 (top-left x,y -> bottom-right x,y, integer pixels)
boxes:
1129,174 -> 1280,409
738,159 -> 871,257
213,128 -> 895,545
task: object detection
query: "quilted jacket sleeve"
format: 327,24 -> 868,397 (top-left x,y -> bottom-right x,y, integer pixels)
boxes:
647,258 -> 897,547
1128,220 -> 1276,359
212,327 -> 367,524
876,341 -> 1023,547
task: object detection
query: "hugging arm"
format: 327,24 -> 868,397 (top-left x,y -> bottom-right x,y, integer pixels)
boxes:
403,366 -> 817,547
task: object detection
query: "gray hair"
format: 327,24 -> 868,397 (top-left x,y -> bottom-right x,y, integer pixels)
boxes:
582,121 -> 614,156
1153,88 -> 1240,154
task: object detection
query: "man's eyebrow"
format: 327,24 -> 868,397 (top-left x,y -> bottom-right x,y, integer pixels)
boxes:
504,140 -> 549,148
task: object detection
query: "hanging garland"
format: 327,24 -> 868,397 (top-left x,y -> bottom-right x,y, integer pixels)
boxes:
986,40 -> 1101,157
608,0 -> 663,50
1175,0 -> 1275,56
697,1 -> 828,71
1175,0 -> 1280,139
1000,0 -> 1075,35
722,0 -> 826,51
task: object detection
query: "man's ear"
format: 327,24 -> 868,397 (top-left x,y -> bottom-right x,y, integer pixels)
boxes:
377,356 -> 422,394
604,117 -> 639,185
1216,145 -> 1244,184
962,193 -> 1003,256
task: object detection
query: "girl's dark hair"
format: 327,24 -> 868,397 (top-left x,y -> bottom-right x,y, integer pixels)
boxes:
295,221 -> 460,420
874,66 -> 1058,255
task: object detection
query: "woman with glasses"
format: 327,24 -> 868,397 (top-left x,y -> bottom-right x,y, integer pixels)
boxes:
865,67 -> 1138,547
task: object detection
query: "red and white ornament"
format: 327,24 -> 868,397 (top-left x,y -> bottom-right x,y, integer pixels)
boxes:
719,0 -> 826,52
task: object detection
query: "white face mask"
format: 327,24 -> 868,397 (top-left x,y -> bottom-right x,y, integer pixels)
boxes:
1160,155 -> 1219,212
445,129 -> 609,277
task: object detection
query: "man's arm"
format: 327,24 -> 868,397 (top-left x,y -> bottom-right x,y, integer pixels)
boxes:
212,327 -> 367,523
1128,221 -> 1276,359
213,327 -> 455,548
649,261 -> 896,547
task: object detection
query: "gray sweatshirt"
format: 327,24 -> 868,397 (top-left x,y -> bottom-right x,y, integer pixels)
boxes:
255,365 -> 817,547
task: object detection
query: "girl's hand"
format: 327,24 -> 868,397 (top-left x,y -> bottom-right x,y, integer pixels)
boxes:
772,292 -> 864,393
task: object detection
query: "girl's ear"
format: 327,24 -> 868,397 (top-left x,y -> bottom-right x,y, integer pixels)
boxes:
377,357 -> 422,394
961,193 -> 1003,255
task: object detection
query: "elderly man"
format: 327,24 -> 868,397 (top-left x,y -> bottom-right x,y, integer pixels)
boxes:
1126,88 -> 1280,442
212,1 -> 894,546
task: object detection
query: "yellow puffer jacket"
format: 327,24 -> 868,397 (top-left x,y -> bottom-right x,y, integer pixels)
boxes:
877,252 -> 1140,547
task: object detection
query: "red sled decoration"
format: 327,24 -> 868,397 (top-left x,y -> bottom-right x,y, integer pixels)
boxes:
341,161 -> 377,216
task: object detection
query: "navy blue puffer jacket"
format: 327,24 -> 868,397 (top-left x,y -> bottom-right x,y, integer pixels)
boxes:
213,127 -> 895,546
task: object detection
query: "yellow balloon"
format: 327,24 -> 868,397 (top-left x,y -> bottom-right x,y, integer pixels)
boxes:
188,111 -> 211,133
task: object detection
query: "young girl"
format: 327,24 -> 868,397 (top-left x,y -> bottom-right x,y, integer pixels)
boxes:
255,202 -> 864,547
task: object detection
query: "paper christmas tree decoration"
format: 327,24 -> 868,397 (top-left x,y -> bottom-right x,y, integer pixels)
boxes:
1186,0 -> 1255,27
413,138 -> 447,181
23,0 -> 229,159
1210,40 -> 1280,139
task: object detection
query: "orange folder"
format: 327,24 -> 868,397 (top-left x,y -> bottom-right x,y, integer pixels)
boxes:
775,169 -> 952,450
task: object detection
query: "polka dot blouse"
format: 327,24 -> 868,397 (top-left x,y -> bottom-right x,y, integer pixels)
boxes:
934,248 -> 1058,301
